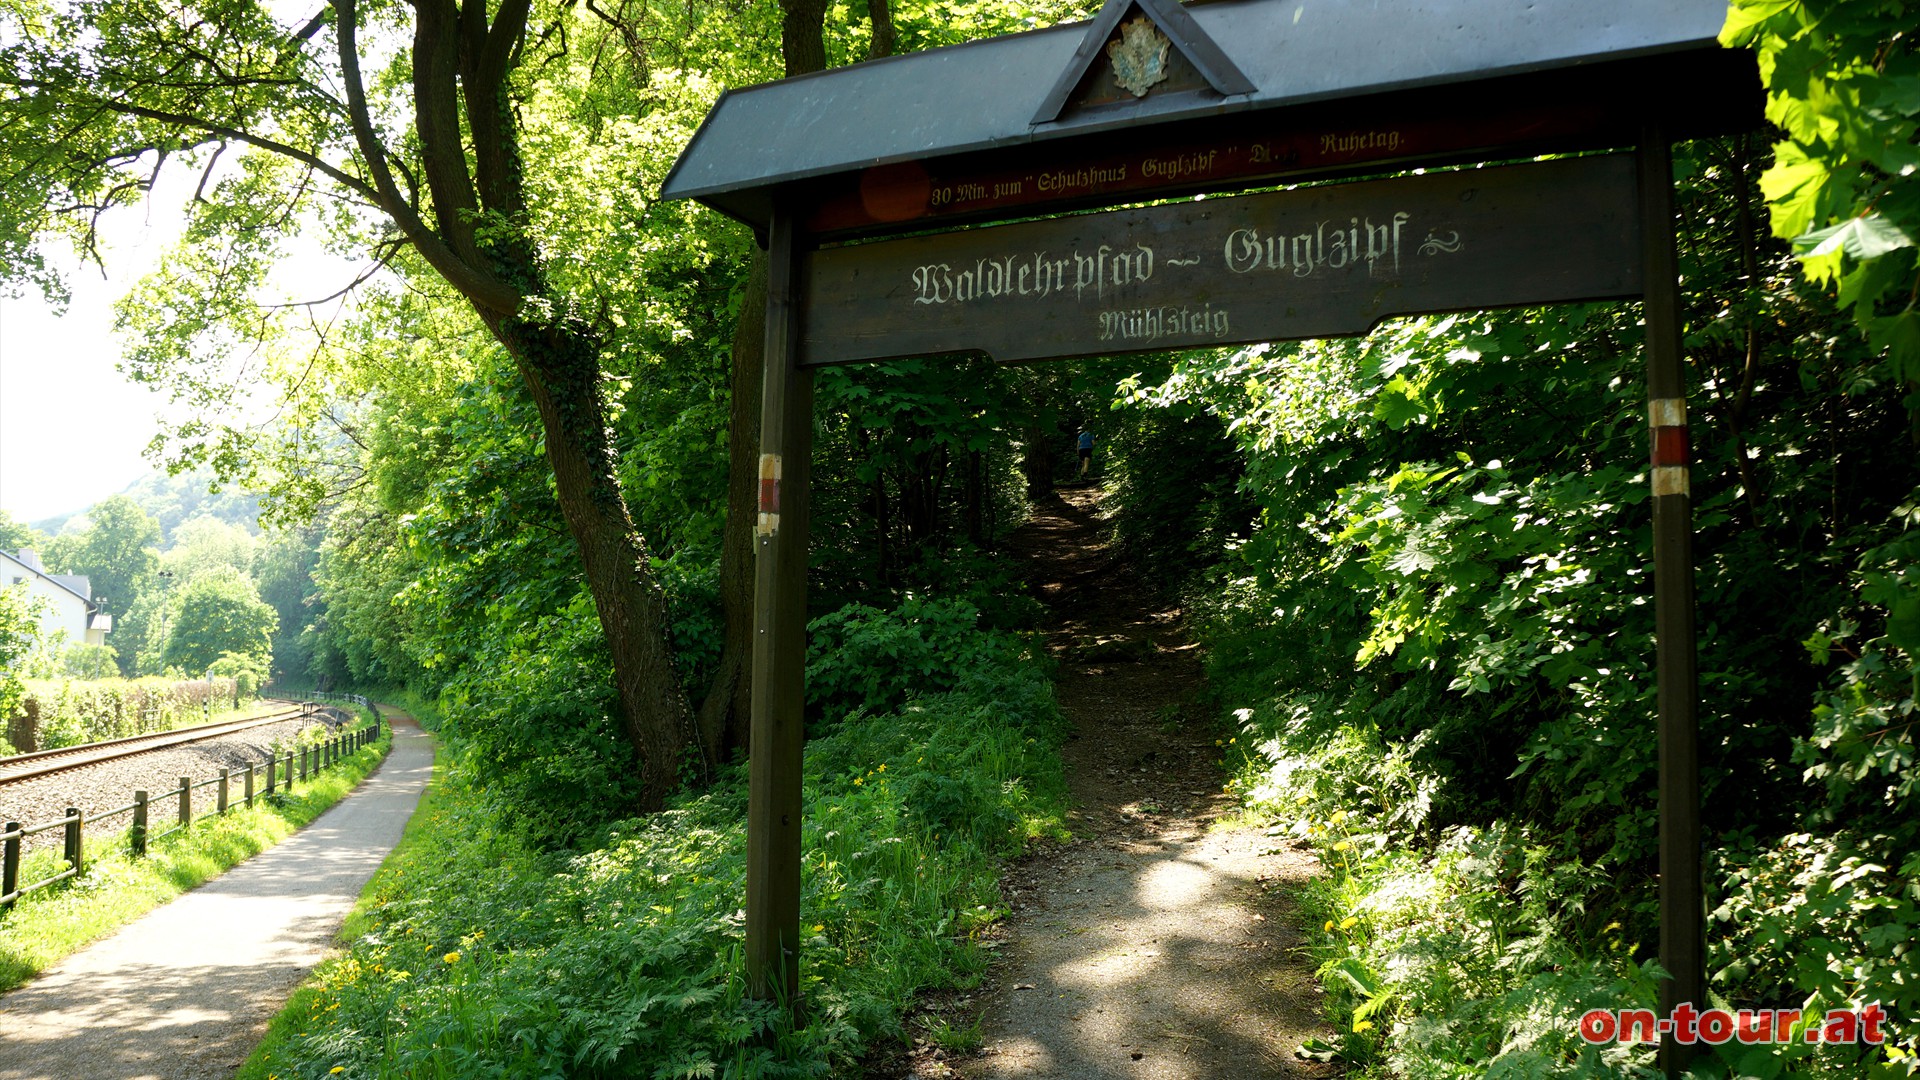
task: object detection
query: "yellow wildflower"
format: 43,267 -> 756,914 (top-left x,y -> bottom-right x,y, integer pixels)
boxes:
443,951 -> 461,963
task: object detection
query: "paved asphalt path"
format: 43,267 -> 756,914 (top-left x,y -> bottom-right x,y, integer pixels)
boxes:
0,711 -> 432,1080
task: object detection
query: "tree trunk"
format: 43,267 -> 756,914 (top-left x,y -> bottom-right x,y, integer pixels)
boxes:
497,314 -> 704,808
868,0 -> 896,60
699,257 -> 767,762
965,449 -> 984,544
873,434 -> 892,587
1023,424 -> 1054,497
781,0 -> 830,76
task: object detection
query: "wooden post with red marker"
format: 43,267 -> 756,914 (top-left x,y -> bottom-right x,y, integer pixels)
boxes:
1640,128 -> 1702,1079
745,203 -> 814,1012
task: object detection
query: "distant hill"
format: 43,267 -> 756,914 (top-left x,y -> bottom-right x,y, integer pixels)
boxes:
32,469 -> 261,542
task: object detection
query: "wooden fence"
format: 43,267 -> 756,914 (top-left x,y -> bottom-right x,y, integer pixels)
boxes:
0,707 -> 384,911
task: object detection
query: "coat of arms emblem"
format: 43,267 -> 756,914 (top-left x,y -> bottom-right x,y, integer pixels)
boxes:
1107,15 -> 1171,98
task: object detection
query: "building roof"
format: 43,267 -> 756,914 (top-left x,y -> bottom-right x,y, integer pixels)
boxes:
661,0 -> 1746,230
2,550 -> 96,609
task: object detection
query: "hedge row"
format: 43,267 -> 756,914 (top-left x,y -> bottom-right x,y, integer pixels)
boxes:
5,676 -> 245,753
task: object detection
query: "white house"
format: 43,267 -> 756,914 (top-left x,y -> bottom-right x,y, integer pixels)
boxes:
2,549 -> 110,648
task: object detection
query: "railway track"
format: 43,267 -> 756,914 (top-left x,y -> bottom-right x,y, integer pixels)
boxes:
0,705 -> 328,786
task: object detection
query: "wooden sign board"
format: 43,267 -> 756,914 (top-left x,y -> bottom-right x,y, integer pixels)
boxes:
801,153 -> 1643,366
802,95 -> 1617,238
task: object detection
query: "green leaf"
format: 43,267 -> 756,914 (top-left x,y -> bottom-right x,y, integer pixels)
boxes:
1719,0 -> 1798,47
1794,213 -> 1917,261
1868,308 -> 1920,385
1758,143 -> 1833,240
1886,596 -> 1920,653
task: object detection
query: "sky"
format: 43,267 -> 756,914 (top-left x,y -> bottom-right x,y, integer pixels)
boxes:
0,184 -> 194,527
0,168 -> 360,528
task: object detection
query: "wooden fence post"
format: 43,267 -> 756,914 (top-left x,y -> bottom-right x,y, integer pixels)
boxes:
264,754 -> 277,796
3,822 -> 19,906
286,752 -> 295,788
299,746 -> 308,781
64,807 -> 83,876
178,777 -> 192,827
244,763 -> 256,807
132,793 -> 148,855
218,769 -> 230,813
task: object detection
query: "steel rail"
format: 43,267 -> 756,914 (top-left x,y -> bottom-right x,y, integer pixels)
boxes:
0,707 -> 313,787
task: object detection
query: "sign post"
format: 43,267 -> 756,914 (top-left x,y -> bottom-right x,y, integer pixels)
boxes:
745,205 -> 814,1008
1639,129 -> 1703,1076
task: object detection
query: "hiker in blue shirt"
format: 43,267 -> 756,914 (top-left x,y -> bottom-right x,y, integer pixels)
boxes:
1077,428 -> 1094,480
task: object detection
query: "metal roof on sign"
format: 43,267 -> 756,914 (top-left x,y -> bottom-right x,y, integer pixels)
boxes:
660,0 -> 1745,231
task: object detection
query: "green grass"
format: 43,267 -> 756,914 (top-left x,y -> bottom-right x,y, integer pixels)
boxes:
0,718 -> 394,993
233,636 -> 1069,1079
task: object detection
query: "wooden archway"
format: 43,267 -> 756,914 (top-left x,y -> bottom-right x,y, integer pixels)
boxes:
663,3 -> 1760,1072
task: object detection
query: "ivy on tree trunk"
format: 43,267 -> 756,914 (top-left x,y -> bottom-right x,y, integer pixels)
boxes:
339,0 -> 706,806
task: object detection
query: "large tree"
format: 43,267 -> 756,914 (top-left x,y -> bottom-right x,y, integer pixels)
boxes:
1,0 -> 734,806
1,0 -> 1066,805
41,495 -> 160,615
41,494 -> 161,673
163,567 -> 277,671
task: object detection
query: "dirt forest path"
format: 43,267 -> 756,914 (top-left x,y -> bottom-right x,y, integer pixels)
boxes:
0,708 -> 432,1080
897,485 -> 1336,1079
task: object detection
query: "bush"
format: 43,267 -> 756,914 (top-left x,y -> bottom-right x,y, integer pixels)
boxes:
434,590 -> 646,848
209,650 -> 269,705
805,596 -> 1033,719
59,643 -> 119,681
9,675 -> 244,750
241,604 -> 1068,1079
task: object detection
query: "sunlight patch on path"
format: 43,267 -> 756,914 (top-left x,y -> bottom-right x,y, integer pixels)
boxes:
940,487 -> 1332,1080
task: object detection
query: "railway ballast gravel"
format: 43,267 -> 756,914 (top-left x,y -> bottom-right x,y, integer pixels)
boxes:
0,713 -> 355,855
